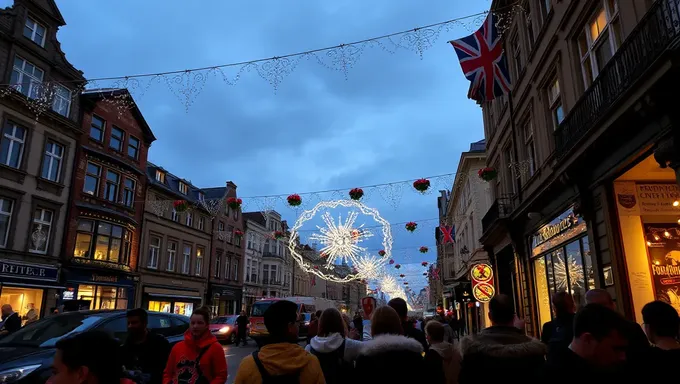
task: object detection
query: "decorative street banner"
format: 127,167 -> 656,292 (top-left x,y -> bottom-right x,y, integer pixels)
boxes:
645,223 -> 680,314
470,263 -> 495,303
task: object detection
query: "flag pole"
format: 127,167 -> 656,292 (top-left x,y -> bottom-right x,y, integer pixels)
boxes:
507,89 -> 523,202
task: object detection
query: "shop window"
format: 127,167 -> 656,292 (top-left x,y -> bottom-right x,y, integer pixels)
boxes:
0,287 -> 43,325
174,302 -> 194,316
73,219 -> 132,267
77,285 -> 128,310
29,208 -> 53,254
149,301 -> 172,313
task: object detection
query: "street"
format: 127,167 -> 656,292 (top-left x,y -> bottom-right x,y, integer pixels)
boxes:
222,339 -> 306,384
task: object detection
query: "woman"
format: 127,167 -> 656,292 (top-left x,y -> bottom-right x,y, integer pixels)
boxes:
306,308 -> 362,367
642,300 -> 680,365
355,306 -> 425,383
163,307 -> 227,384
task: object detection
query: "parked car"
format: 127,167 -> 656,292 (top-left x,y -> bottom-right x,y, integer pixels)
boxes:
209,315 -> 248,344
0,310 -> 189,384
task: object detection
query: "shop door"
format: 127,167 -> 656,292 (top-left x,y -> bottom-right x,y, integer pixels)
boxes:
496,246 -> 520,314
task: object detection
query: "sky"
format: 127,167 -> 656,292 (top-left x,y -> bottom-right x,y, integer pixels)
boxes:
36,0 -> 490,294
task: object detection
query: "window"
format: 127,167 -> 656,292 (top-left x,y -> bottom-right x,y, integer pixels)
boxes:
148,236 -> 161,269
182,245 -> 191,274
547,77 -> 564,130
235,231 -> 241,247
105,171 -> 120,202
186,212 -> 193,227
526,3 -> 535,48
523,121 -> 536,177
11,57 -> 44,99
198,216 -> 205,231
155,170 -> 165,183
215,253 -> 221,278
1,122 -> 26,168
511,34 -> 523,81
171,209 -> 179,222
0,198 -> 13,248
166,241 -> 177,271
195,247 -> 204,276
128,137 -> 140,160
578,0 -> 622,87
90,116 -> 105,142
41,140 -> 63,182
123,178 -> 135,207
110,127 -> 124,152
227,225 -> 235,244
218,221 -> 225,231
541,0 -> 551,17
23,17 -> 46,46
225,256 -> 231,280
29,208 -> 53,254
84,162 -> 101,196
78,285 -> 128,311
179,182 -> 188,195
233,260 -> 238,281
51,85 -> 71,117
504,144 -> 516,194
73,220 -> 131,266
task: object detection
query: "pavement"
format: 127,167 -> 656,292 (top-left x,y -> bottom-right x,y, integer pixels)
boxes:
222,339 -> 306,384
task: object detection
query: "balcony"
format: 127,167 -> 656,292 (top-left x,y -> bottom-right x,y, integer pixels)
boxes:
555,0 -> 680,158
262,278 -> 282,286
482,197 -> 514,234
263,251 -> 284,259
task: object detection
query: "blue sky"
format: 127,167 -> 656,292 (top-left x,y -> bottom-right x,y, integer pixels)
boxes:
44,0 -> 489,292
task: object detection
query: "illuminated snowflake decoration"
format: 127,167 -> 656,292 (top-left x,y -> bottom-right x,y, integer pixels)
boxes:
309,211 -> 374,267
288,199 -> 393,283
554,255 -> 584,292
380,274 -> 399,294
355,254 -> 383,279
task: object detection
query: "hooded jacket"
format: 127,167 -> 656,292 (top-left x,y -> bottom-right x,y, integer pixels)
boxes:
162,330 -> 227,384
355,334 -> 424,384
458,326 -> 546,384
305,333 -> 363,363
234,342 -> 325,384
427,342 -> 461,384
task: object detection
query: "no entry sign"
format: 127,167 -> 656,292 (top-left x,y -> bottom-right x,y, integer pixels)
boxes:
471,263 -> 495,303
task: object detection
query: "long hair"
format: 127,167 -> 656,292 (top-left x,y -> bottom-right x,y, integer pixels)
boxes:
371,306 -> 403,336
318,308 -> 347,337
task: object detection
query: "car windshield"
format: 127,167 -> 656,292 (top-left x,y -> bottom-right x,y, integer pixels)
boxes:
0,313 -> 103,348
226,316 -> 236,325
211,317 -> 228,324
304,313 -> 311,322
251,301 -> 273,317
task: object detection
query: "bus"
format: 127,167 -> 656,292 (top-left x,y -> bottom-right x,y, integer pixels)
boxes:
249,297 -> 308,346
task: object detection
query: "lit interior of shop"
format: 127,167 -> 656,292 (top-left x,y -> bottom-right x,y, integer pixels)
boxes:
0,287 -> 43,324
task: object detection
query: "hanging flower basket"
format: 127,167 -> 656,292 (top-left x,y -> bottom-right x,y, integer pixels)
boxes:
423,272 -> 428,276
419,246 -> 429,253
395,264 -> 401,269
173,200 -> 189,212
421,261 -> 428,267
379,250 -> 386,257
478,167 -> 498,182
349,188 -> 364,201
287,194 -> 302,207
388,259 -> 394,264
404,282 -> 409,285
273,230 -> 285,240
226,197 -> 243,210
405,222 -> 418,232
234,229 -> 244,238
413,178 -> 431,192
399,274 -> 405,278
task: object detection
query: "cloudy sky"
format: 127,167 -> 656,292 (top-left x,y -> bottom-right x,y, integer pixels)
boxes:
43,0 -> 489,294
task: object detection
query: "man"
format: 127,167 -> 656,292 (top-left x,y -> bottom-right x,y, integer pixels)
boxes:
120,308 -> 170,384
387,298 -> 429,351
0,304 -> 21,336
23,303 -> 38,324
458,295 -> 546,384
544,304 -> 628,383
235,310 -> 249,347
234,300 -> 325,384
51,331 -> 125,384
541,292 -> 576,364
425,321 -> 461,384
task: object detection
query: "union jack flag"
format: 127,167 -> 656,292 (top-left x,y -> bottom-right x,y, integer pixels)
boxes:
450,12 -> 511,101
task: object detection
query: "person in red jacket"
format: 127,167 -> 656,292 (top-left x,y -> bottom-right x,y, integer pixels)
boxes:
163,306 -> 227,384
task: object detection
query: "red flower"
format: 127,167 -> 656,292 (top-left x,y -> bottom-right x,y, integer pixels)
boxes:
395,264 -> 401,269
379,250 -> 386,257
313,265 -> 319,270
405,222 -> 417,232
478,167 -> 498,182
349,188 -> 364,201
419,246 -> 429,253
226,197 -> 242,210
421,261 -> 429,267
413,178 -> 431,192
399,274 -> 405,278
173,200 -> 189,212
404,282 -> 408,285
287,194 -> 302,207
234,229 -> 244,237
388,259 -> 394,264
273,231 -> 285,239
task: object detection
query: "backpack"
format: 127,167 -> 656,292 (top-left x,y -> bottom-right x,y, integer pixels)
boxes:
309,340 -> 353,384
252,351 -> 301,384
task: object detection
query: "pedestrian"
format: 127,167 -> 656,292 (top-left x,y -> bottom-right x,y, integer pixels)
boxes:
544,303 -> 629,384
235,310 -> 250,347
234,300 -> 325,384
352,312 -> 363,340
449,315 -> 460,340
355,306 -> 425,383
306,308 -> 360,383
50,330 -> 133,384
121,308 -> 170,384
388,298 -> 429,351
541,291 -> 576,364
307,310 -> 321,344
163,306 -> 227,384
436,315 -> 455,344
0,304 -> 21,336
641,300 -> 680,365
458,294 -> 546,384
425,320 -> 461,384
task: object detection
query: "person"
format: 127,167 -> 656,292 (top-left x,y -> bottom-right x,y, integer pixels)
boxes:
121,308 -> 170,384
435,314 -> 455,344
388,298 -> 429,351
641,300 -> 680,365
163,306 -> 227,384
544,304 -> 628,383
305,308 -> 361,383
23,303 -> 38,324
541,291 -> 576,364
458,295 -> 546,384
234,300 -> 325,383
51,330 -> 132,384
307,310 -> 321,344
355,306 -> 425,383
0,304 -> 21,336
352,312 -> 363,340
449,316 -> 460,340
235,310 -> 250,347
425,320 -> 460,384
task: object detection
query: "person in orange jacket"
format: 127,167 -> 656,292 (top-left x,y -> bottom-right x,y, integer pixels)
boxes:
163,307 -> 227,384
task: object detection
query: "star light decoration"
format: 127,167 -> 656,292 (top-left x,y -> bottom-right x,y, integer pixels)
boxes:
553,254 -> 584,292
309,211 -> 374,268
354,254 -> 383,279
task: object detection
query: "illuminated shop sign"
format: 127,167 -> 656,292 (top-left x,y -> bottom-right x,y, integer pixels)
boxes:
531,207 -> 587,257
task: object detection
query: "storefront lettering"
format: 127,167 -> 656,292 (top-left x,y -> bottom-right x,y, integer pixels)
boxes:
533,216 -> 574,246
92,274 -> 118,283
0,261 -> 58,281
637,184 -> 680,200
651,264 -> 680,277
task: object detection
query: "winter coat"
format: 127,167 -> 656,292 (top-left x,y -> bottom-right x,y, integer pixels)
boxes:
428,342 -> 461,384
234,342 -> 325,384
162,330 -> 227,384
355,334 -> 424,384
121,331 -> 170,384
541,314 -> 575,365
305,333 -> 363,363
458,326 -> 546,384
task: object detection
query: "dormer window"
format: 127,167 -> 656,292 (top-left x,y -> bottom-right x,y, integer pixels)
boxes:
24,17 -> 46,47
179,182 -> 188,195
198,192 -> 204,201
155,170 -> 165,183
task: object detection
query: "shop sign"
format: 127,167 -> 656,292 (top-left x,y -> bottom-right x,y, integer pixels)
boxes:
0,260 -> 59,281
92,274 -> 117,283
66,268 -> 135,287
531,207 -> 581,249
470,263 -> 495,303
614,182 -> 680,216
212,285 -> 242,298
645,223 -> 680,313
72,257 -> 131,272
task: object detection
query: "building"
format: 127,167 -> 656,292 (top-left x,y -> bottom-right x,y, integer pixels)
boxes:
0,0 -> 85,319
478,0 -> 680,335
292,243 -> 315,296
432,191 -> 449,308
137,164 -> 211,315
203,182 -> 244,316
61,89 -> 154,310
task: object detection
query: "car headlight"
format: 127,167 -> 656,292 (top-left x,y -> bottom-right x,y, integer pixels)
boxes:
304,321 -> 310,326
0,364 -> 41,383
218,326 -> 230,334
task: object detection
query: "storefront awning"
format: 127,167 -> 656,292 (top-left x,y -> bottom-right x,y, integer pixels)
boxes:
144,287 -> 201,301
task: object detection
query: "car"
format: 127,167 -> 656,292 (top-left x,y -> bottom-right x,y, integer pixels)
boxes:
209,315 -> 248,344
0,310 -> 189,384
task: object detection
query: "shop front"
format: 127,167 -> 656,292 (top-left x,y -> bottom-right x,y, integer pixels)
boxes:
61,267 -> 136,310
139,275 -> 204,316
208,284 -> 242,316
0,260 -> 61,322
529,206 -> 596,329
